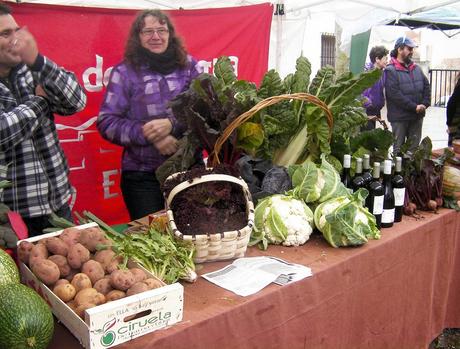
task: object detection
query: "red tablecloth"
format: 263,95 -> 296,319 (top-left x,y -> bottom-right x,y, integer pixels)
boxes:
49,209 -> 460,349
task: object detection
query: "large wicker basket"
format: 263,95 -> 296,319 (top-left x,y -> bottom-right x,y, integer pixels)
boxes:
164,173 -> 254,263
166,93 -> 332,263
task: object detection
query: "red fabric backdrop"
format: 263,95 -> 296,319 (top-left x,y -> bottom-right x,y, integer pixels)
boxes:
9,3 -> 273,224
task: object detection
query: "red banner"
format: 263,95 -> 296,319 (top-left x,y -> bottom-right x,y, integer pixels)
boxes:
9,3 -> 272,224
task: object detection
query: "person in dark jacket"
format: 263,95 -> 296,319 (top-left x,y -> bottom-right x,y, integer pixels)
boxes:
362,45 -> 389,130
446,72 -> 460,146
385,36 -> 431,155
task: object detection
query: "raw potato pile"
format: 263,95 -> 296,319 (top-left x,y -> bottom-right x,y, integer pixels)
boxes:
18,227 -> 163,319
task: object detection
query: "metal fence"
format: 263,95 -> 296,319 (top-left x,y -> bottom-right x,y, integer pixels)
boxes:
429,69 -> 460,107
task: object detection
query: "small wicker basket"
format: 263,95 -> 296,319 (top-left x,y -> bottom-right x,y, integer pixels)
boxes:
165,173 -> 254,263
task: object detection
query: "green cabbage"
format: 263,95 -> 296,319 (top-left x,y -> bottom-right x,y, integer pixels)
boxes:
313,189 -> 380,248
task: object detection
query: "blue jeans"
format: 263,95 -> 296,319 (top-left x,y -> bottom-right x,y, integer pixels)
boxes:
120,171 -> 164,221
391,118 -> 423,155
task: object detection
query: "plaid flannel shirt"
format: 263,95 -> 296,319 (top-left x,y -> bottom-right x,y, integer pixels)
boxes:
0,54 -> 86,218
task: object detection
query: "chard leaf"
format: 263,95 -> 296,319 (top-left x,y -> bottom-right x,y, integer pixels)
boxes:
320,68 -> 381,115
237,121 -> 264,155
214,56 -> 237,86
258,69 -> 285,99
309,66 -> 335,96
290,56 -> 311,93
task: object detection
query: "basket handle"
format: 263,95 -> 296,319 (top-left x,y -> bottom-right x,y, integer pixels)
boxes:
208,92 -> 333,166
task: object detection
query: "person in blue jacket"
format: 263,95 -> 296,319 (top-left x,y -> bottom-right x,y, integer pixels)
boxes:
362,45 -> 389,130
384,36 -> 431,155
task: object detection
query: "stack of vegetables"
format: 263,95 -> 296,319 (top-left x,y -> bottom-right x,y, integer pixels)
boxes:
250,155 -> 380,249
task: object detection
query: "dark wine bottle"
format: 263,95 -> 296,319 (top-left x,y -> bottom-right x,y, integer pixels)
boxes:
362,154 -> 373,187
342,154 -> 353,193
392,156 -> 405,222
366,162 -> 384,229
381,159 -> 395,228
352,158 -> 365,192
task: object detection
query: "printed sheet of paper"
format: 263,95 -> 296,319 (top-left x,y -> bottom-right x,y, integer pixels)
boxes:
202,256 -> 312,296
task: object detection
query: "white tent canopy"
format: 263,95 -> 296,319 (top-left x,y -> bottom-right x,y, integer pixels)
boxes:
5,0 -> 460,76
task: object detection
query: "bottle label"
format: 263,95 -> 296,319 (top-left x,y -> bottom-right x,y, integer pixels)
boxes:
382,208 -> 395,223
394,188 -> 405,206
373,195 -> 384,214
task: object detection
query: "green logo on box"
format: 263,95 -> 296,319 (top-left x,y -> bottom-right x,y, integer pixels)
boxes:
101,331 -> 116,347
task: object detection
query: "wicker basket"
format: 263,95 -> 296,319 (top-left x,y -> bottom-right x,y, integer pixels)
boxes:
165,173 -> 254,263
166,93 -> 332,263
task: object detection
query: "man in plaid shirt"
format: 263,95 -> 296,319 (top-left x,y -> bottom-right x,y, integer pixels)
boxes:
0,3 -> 86,236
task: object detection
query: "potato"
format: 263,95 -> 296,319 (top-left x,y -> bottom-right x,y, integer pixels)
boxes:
93,249 -> 116,273
105,290 -> 126,302
110,269 -> 135,291
67,243 -> 90,269
31,259 -> 60,285
71,273 -> 92,293
126,282 -> 149,297
45,237 -> 69,256
143,278 -> 163,290
17,241 -> 34,265
29,243 -> 48,268
78,227 -> 107,252
54,278 -> 70,287
106,256 -> 123,273
93,277 -> 113,295
65,268 -> 79,281
48,255 -> 71,278
53,283 -> 77,302
129,268 -> 147,283
81,260 -> 105,285
59,227 -> 81,246
75,302 -> 97,319
74,288 -> 105,306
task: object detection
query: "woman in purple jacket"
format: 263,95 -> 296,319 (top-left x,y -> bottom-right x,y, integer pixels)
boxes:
362,45 -> 389,130
97,10 -> 202,220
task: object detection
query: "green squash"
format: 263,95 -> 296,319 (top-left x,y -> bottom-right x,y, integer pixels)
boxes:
0,283 -> 54,349
0,248 -> 20,286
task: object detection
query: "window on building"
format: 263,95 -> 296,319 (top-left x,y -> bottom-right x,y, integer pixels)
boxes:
321,33 -> 336,68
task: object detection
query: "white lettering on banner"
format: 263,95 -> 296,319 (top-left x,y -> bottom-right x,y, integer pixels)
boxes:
198,56 -> 239,76
82,55 -> 113,92
82,55 -> 239,93
102,170 -> 119,199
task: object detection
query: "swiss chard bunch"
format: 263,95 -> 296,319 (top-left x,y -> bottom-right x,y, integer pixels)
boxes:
155,57 -> 261,184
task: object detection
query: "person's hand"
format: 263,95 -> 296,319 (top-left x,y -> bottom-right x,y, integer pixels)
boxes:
416,104 -> 426,114
154,135 -> 178,155
142,118 -> 173,143
35,84 -> 48,99
12,27 -> 39,67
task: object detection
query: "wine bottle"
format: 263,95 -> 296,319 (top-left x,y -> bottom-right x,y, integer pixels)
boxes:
352,158 -> 365,191
366,162 -> 384,229
342,154 -> 353,193
381,159 -> 395,228
362,154 -> 373,187
392,156 -> 405,222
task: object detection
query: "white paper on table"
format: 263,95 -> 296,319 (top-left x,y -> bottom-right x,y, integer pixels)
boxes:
201,256 -> 313,296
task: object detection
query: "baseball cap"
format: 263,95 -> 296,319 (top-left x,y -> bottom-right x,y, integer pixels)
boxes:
394,36 -> 417,49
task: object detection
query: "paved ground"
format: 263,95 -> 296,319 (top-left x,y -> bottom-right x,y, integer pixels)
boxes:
380,105 -> 449,151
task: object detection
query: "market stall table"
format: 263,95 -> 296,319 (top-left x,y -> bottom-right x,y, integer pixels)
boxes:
49,209 -> 460,349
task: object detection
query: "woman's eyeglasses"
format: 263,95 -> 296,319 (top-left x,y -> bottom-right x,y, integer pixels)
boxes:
140,28 -> 169,38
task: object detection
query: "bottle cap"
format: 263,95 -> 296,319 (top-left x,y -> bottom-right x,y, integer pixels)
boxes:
343,154 -> 351,168
383,159 -> 392,175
